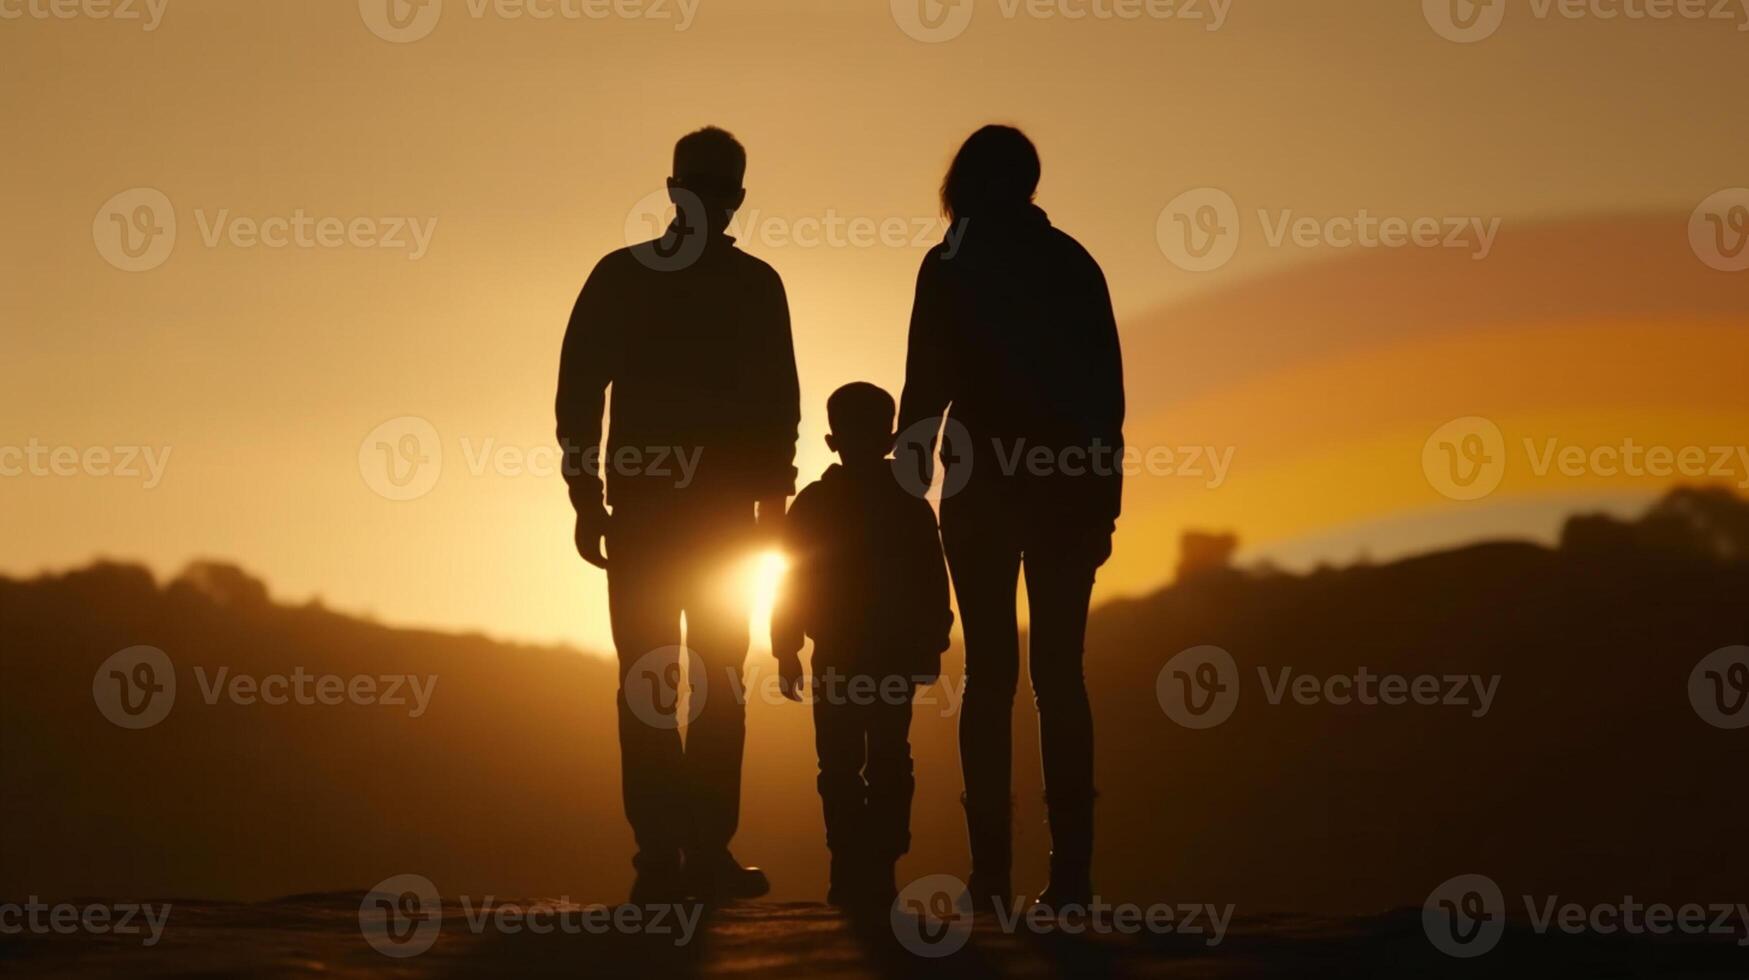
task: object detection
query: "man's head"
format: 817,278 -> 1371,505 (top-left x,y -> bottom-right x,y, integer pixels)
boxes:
825,382 -> 897,466
669,126 -> 747,230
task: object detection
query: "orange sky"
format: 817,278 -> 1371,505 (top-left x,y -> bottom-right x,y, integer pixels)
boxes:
4,0 -> 1747,652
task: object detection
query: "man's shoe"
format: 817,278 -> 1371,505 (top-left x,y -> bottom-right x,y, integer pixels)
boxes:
685,851 -> 771,902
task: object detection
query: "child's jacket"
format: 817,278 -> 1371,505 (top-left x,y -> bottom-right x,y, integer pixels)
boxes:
772,463 -> 953,680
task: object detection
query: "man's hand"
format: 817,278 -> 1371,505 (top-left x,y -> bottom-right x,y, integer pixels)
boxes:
574,505 -> 609,569
775,652 -> 804,702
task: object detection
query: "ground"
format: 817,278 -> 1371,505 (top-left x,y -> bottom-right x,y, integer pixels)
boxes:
2,895 -> 1743,978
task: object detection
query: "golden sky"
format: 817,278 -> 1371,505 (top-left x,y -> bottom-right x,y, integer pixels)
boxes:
4,0 -> 1748,652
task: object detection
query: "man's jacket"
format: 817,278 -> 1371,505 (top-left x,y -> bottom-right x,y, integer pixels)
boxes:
556,229 -> 800,514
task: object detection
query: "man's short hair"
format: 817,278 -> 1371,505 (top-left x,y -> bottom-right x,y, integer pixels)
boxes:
826,382 -> 896,439
673,126 -> 746,192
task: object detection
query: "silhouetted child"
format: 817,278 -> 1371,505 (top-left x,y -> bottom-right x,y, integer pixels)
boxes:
771,382 -> 953,908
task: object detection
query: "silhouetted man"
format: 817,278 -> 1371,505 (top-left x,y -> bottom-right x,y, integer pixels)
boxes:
898,125 -> 1124,912
557,126 -> 799,903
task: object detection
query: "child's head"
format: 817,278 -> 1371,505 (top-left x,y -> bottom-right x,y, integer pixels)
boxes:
825,382 -> 896,465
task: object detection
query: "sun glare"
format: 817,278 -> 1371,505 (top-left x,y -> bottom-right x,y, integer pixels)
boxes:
745,549 -> 789,651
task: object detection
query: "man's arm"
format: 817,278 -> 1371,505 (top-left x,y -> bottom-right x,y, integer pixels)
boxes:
556,257 -> 621,567
748,267 -> 800,529
769,492 -> 812,701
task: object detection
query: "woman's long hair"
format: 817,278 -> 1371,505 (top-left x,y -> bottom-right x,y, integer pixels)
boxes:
940,125 -> 1040,224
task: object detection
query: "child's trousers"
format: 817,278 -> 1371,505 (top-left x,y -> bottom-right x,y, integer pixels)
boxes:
812,674 -> 917,862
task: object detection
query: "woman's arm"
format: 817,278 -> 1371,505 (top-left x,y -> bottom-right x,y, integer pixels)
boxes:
896,249 -> 954,484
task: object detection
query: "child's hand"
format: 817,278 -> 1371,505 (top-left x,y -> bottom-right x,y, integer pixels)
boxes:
776,653 -> 805,702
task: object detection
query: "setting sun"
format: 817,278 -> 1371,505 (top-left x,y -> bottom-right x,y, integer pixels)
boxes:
744,549 -> 789,652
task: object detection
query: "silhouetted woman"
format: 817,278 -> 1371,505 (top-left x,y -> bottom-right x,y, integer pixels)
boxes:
897,125 -> 1124,911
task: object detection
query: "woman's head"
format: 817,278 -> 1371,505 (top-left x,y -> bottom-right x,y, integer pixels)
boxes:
941,125 -> 1040,223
